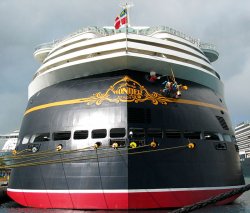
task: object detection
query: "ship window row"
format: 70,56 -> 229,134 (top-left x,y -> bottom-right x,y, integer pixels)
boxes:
237,144 -> 250,149
235,136 -> 250,142
47,38 -> 90,57
0,136 -> 18,139
166,38 -> 205,56
236,136 -> 250,141
235,124 -> 250,131
129,38 -> 210,64
45,38 -> 125,63
35,47 -> 215,80
235,129 -> 250,137
45,37 -> 208,65
237,141 -> 250,146
20,128 -> 236,144
237,142 -> 250,147
21,128 -> 125,144
33,48 -> 125,79
35,40 -> 215,80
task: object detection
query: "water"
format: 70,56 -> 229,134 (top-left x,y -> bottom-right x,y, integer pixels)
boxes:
1,178 -> 250,213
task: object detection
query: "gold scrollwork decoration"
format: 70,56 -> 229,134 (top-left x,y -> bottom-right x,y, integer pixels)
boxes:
77,75 -> 172,106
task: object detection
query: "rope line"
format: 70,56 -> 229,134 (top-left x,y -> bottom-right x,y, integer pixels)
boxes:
171,184 -> 250,213
0,144 -> 188,169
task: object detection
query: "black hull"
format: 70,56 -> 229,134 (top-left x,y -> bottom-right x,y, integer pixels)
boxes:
8,70 -> 245,209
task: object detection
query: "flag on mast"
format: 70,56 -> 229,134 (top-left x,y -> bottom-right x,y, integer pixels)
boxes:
114,8 -> 128,30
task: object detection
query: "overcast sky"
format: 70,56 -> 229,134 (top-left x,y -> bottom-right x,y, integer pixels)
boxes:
0,0 -> 249,134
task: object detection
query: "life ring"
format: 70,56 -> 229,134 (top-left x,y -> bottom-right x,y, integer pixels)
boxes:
112,143 -> 118,149
130,142 -> 137,148
150,141 -> 157,148
94,142 -> 102,149
187,143 -> 195,149
32,146 -> 38,153
56,144 -> 63,151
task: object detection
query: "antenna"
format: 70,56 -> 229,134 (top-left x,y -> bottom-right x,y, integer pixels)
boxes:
120,1 -> 134,26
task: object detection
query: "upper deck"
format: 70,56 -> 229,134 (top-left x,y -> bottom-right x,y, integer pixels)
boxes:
30,26 -> 221,99
34,26 -> 219,64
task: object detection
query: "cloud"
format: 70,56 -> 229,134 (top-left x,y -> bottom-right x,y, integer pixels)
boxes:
0,92 -> 26,133
224,55 -> 250,126
0,0 -> 249,133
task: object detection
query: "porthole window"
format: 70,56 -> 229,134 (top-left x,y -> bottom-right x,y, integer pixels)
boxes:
92,129 -> 107,139
53,131 -> 71,141
74,130 -> 88,140
110,128 -> 126,138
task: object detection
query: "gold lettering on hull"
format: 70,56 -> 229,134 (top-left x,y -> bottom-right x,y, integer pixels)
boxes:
24,76 -> 226,116
85,76 -> 170,105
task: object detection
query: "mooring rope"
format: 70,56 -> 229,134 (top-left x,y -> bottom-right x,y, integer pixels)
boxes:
171,184 -> 250,213
0,144 -> 189,169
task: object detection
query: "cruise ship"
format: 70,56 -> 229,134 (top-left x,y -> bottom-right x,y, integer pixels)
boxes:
235,122 -> 250,176
7,8 -> 244,209
0,130 -> 19,186
0,130 -> 19,153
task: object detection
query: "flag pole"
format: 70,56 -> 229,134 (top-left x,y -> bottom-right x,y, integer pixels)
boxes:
121,2 -> 133,53
125,3 -> 128,53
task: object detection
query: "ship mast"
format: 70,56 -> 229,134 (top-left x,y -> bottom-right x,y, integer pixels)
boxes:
120,2 -> 134,53
120,2 -> 134,27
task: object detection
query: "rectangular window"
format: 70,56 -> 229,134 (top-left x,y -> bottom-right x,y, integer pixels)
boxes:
74,130 -> 88,140
129,128 -> 145,138
223,134 -> 232,142
21,135 -> 30,144
166,130 -> 182,138
204,132 -> 223,141
30,133 -> 50,143
184,132 -> 201,139
53,131 -> 71,141
92,129 -> 107,139
147,128 -> 162,138
110,128 -> 126,138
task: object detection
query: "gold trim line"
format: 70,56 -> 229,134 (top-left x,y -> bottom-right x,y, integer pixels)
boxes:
24,76 -> 226,115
